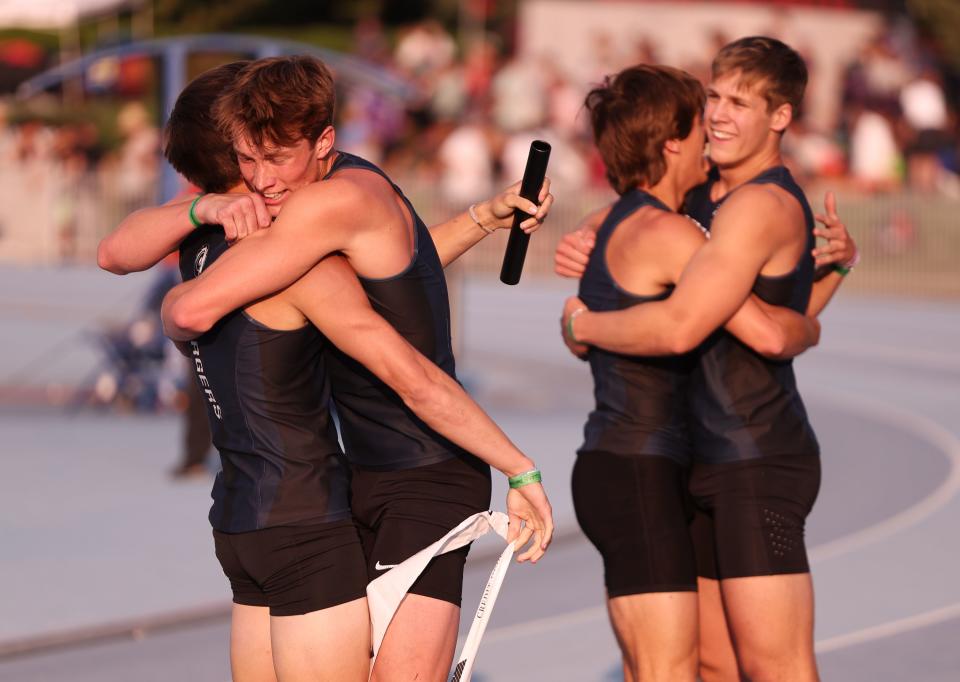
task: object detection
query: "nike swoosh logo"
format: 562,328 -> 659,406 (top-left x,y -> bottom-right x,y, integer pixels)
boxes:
374,561 -> 398,571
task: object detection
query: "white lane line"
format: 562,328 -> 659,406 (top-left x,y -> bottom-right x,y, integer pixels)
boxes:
817,342 -> 960,373
816,601 -> 960,653
473,387 -> 960,652
473,600 -> 960,656
805,386 -> 960,564
478,606 -> 607,646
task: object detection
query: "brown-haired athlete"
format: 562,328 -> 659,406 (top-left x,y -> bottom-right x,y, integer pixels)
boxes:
561,38 -> 858,681
100,58 -> 555,682
570,62 -> 823,682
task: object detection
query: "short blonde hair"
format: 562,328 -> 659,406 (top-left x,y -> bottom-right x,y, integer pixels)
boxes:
712,36 -> 807,114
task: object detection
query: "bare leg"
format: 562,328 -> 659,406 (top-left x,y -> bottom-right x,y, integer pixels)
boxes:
231,603 -> 277,682
270,597 -> 370,682
606,591 -> 698,682
697,577 -> 740,682
371,594 -> 460,682
721,574 -> 818,682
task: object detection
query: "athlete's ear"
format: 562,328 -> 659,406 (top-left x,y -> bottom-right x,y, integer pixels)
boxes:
663,138 -> 682,155
771,103 -> 792,133
313,125 -> 336,160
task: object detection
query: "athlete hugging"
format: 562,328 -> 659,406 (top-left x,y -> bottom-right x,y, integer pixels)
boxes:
99,56 -> 554,682
98,39 -> 861,682
556,38 -> 858,682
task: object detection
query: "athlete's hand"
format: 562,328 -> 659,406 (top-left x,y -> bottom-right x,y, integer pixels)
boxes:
561,296 -> 589,359
812,191 -> 857,267
554,228 -> 595,279
506,483 -> 554,563
484,177 -> 554,234
554,206 -> 607,278
193,193 -> 272,244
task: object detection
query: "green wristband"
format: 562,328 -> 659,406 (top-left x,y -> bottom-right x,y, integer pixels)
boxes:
566,307 -> 585,344
508,469 -> 542,489
833,263 -> 851,276
188,194 -> 205,228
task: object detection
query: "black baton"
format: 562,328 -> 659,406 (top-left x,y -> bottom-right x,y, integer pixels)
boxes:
499,140 -> 551,285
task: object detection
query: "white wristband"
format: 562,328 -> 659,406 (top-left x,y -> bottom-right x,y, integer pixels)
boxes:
468,203 -> 494,235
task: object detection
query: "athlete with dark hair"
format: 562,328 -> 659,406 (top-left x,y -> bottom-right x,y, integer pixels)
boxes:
570,62 -> 821,682
100,57 -> 555,682
561,38 -> 858,681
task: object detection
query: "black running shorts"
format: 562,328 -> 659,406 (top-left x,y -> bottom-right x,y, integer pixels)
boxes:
572,451 -> 698,596
350,455 -> 492,607
213,519 -> 368,616
690,454 -> 821,580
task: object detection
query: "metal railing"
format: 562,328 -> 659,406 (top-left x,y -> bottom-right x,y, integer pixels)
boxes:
410,179 -> 960,298
1,170 -> 957,297
0,162 -> 158,265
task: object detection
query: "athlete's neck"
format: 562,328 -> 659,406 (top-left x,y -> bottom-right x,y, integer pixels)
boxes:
643,176 -> 685,212
711,146 -> 783,201
318,149 -> 340,181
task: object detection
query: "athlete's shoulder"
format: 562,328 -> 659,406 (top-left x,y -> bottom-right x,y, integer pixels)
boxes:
718,183 -> 798,227
636,207 -> 703,242
285,174 -> 368,211
724,182 -> 785,211
712,182 -> 804,253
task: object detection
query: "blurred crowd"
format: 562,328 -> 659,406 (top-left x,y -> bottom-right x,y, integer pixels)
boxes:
0,99 -> 158,262
346,17 -> 960,200
0,13 -> 958,265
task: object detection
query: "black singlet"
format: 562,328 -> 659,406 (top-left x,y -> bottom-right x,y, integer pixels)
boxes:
321,152 -> 469,471
683,166 -> 820,463
577,189 -> 695,466
179,226 -> 351,532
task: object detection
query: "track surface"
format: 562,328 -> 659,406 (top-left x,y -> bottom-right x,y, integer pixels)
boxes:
1,273 -> 957,681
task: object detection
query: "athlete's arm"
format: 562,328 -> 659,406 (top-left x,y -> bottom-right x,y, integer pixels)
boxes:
97,192 -> 271,275
559,193 -> 845,358
560,205 -> 816,360
664,217 -> 820,360
566,187 -> 790,356
725,299 -> 820,359
428,179 -> 554,268
286,256 -> 554,560
161,179 -> 369,341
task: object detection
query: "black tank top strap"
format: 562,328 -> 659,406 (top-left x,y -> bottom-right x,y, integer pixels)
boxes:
741,166 -> 815,311
577,190 -> 694,465
321,152 -> 464,470
584,189 -> 674,311
682,166 -> 721,232
682,166 -> 819,464
178,227 -> 350,533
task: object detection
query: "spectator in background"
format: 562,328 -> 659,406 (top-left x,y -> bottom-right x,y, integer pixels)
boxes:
848,103 -> 902,192
115,101 -> 159,211
394,19 -> 456,81
543,59 -> 587,140
437,116 -> 495,206
900,66 -> 954,193
491,56 -> 547,134
0,101 -> 15,164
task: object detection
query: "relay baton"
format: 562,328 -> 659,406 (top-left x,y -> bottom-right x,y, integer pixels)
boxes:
499,140 -> 551,285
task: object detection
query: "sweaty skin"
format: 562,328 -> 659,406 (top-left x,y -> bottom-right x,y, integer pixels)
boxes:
566,183 -> 811,356
98,178 -> 551,275
555,191 -> 855,323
